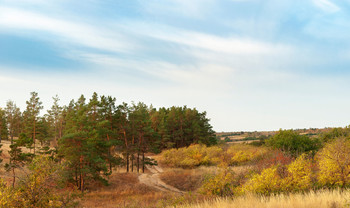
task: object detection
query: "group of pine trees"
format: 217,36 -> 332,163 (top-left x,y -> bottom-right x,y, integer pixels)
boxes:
0,92 -> 215,191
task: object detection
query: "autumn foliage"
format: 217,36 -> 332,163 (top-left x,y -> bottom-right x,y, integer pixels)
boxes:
160,144 -> 269,168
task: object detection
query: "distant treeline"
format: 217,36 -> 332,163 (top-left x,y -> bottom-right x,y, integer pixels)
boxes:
0,92 -> 215,191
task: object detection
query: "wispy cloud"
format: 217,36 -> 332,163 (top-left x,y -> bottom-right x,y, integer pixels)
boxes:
0,7 -> 135,53
1,1 -> 350,131
140,0 -> 215,19
312,0 -> 340,13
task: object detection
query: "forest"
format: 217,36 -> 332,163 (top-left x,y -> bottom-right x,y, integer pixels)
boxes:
0,92 -> 217,207
1,92 -> 350,207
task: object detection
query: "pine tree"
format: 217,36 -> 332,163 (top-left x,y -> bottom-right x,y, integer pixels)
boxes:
5,101 -> 22,144
59,94 -> 110,192
5,141 -> 32,187
0,108 -> 8,143
23,92 -> 43,155
47,95 -> 63,147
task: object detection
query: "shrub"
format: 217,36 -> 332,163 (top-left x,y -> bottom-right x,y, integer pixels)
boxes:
160,144 -> 224,168
319,126 -> 350,143
266,129 -> 320,157
282,154 -> 313,192
199,167 -> 237,196
226,144 -> 269,166
241,166 -> 281,195
160,144 -> 268,168
317,138 -> 350,187
255,150 -> 294,173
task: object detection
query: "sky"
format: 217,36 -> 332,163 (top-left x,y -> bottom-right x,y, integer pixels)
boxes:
0,0 -> 350,132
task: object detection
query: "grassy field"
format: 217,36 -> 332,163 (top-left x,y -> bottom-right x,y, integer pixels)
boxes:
178,189 -> 350,208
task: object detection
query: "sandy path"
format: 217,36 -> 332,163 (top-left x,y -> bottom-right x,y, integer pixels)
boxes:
138,161 -> 184,194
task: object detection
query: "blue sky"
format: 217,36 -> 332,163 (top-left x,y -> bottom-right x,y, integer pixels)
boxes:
0,0 -> 350,131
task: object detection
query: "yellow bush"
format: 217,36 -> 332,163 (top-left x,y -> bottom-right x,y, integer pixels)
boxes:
199,167 -> 236,196
241,166 -> 281,195
282,154 -> 312,192
0,178 -> 17,208
203,146 -> 223,165
227,144 -> 269,165
231,151 -> 252,164
160,144 -> 268,168
160,144 -> 223,168
317,138 -> 350,187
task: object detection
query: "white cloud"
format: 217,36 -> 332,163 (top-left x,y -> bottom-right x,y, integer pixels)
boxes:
140,0 -> 215,19
312,0 -> 340,13
0,7 -> 135,53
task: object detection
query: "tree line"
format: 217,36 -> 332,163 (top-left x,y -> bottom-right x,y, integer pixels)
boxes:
0,92 -> 215,191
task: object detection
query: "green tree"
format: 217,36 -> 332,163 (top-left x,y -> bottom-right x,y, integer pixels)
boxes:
266,129 -> 320,157
46,95 -> 63,147
5,100 -> 22,144
23,92 -> 43,155
115,102 -> 132,172
319,126 -> 350,143
99,95 -> 122,173
59,94 -> 109,192
129,102 -> 157,173
5,141 -> 33,187
0,108 -> 8,143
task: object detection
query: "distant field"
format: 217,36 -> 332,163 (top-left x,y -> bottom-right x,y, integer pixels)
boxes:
216,128 -> 328,143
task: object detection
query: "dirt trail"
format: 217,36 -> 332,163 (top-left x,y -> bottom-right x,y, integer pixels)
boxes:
138,162 -> 184,194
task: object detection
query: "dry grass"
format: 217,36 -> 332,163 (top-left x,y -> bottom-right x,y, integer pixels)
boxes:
0,140 -> 32,186
177,189 -> 350,208
81,167 -> 211,208
159,168 -> 205,192
82,172 -> 166,208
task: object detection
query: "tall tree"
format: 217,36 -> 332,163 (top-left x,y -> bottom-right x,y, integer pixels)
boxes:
129,102 -> 156,173
0,108 -> 8,143
116,102 -> 132,172
5,101 -> 22,144
59,94 -> 109,192
5,141 -> 32,187
47,95 -> 63,147
99,95 -> 121,173
23,92 -> 43,155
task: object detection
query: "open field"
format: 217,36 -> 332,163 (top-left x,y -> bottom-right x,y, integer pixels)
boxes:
178,189 -> 350,208
216,128 -> 329,143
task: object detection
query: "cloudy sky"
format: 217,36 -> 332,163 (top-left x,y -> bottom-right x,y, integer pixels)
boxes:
0,0 -> 350,132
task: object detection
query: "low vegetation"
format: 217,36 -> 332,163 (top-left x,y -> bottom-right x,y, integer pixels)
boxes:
159,144 -> 269,168
178,189 -> 350,208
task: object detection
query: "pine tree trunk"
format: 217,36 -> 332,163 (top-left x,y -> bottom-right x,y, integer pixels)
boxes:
75,167 -> 79,188
80,156 -> 84,193
137,152 -> 140,173
142,152 -> 145,173
81,174 -> 84,193
33,119 -> 36,155
131,154 -> 134,172
12,167 -> 15,188
126,152 -> 129,172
